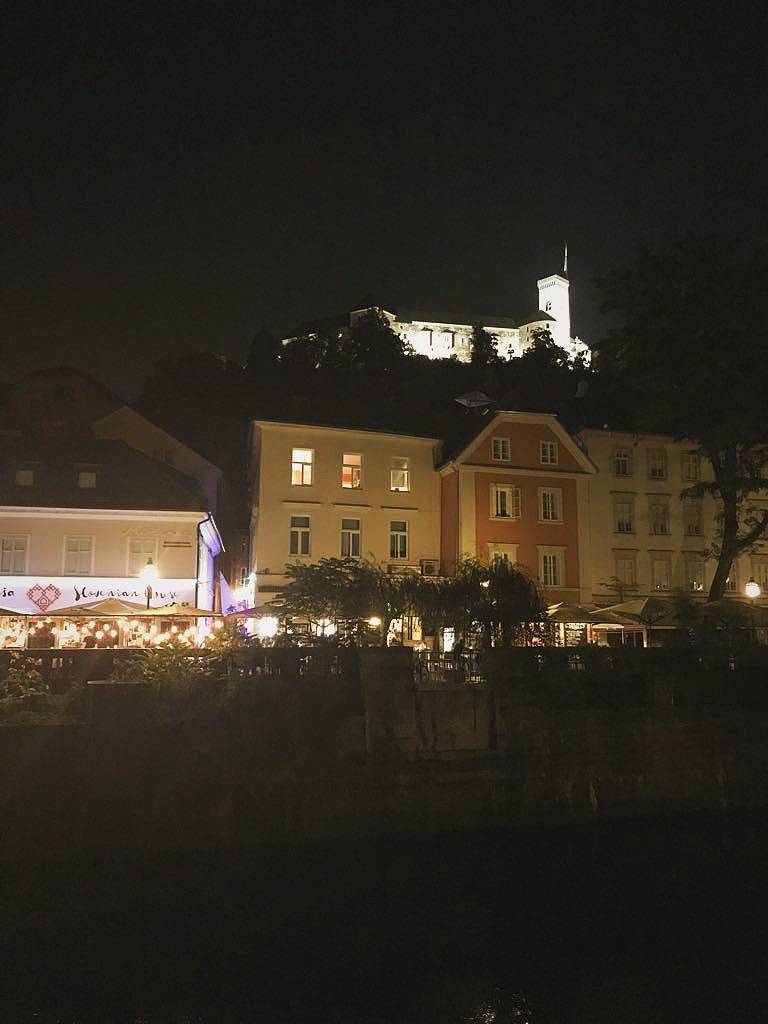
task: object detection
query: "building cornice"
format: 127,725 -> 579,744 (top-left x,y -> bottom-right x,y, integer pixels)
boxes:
0,506 -> 204,522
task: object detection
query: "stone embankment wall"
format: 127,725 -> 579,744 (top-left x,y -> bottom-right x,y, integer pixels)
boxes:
2,647 -> 768,861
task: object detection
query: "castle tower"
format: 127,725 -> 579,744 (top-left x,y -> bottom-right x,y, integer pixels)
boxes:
537,246 -> 571,349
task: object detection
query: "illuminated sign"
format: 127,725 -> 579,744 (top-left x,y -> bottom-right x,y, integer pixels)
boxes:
0,576 -> 197,614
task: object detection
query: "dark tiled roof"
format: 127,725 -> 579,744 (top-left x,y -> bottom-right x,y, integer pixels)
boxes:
0,438 -> 204,512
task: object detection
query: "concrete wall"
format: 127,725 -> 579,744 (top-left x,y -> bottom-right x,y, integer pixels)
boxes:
4,649 -> 768,862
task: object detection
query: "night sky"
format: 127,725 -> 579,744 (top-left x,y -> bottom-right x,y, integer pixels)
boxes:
5,1 -> 767,392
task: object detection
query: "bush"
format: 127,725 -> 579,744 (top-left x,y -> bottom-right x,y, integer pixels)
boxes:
0,654 -> 48,699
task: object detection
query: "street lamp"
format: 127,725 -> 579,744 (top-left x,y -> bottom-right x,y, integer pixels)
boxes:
140,558 -> 159,609
745,577 -> 761,645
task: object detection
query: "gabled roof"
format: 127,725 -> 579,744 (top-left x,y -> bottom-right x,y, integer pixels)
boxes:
439,409 -> 598,474
0,437 -> 206,511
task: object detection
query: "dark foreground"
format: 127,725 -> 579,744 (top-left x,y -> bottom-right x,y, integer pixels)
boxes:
3,812 -> 768,1023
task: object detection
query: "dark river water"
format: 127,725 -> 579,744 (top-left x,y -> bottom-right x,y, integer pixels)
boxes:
3,811 -> 768,1022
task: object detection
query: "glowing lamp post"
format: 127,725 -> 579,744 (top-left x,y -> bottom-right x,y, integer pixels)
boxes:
745,577 -> 761,644
140,558 -> 159,609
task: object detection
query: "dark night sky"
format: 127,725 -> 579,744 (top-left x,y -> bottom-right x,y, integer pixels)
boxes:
4,1 -> 767,393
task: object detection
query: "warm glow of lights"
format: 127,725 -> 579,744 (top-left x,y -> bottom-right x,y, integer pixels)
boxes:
139,558 -> 159,583
256,615 -> 279,639
746,578 -> 761,600
213,619 -> 223,629
368,616 -> 382,627
480,580 -> 490,588
170,625 -> 178,634
95,630 -> 104,640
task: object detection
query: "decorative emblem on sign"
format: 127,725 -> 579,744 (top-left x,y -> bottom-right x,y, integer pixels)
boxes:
26,584 -> 62,612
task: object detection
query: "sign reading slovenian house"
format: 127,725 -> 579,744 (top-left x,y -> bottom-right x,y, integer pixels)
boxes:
0,577 -> 198,615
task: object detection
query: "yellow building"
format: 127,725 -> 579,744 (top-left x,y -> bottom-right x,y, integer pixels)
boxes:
248,421 -> 442,606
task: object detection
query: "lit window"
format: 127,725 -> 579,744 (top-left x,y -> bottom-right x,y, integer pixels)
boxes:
491,485 -> 521,520
291,448 -> 313,486
390,457 -> 410,492
683,500 -> 703,536
340,518 -> 361,558
540,441 -> 558,465
685,557 -> 706,593
491,437 -> 511,462
341,453 -> 362,489
647,449 -> 667,479
78,471 -> 97,488
651,556 -> 671,591
615,554 -> 637,586
64,536 -> 93,575
613,448 -> 633,477
540,550 -> 564,588
682,452 -> 700,481
128,538 -> 157,576
389,520 -> 408,559
539,488 -> 562,522
0,536 -> 27,574
614,499 -> 634,534
14,469 -> 34,486
488,542 -> 518,566
649,499 -> 669,535
289,515 -> 311,556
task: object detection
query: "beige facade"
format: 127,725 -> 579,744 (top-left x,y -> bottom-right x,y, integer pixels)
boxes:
580,429 -> 768,603
0,506 -> 219,613
248,421 -> 441,605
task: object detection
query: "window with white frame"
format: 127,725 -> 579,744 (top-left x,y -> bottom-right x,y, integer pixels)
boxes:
340,518 -> 361,558
64,536 -> 93,575
752,560 -> 768,593
649,498 -> 669,535
289,515 -> 311,556
539,488 -> 562,522
78,471 -> 97,489
647,449 -> 667,479
0,536 -> 26,574
127,537 -> 158,576
491,484 -> 521,520
14,468 -> 34,486
651,555 -> 671,591
390,457 -> 411,492
614,552 -> 637,587
539,440 -> 558,465
614,498 -> 635,534
682,452 -> 700,481
488,542 -> 518,566
613,447 -> 633,477
341,452 -> 362,489
683,499 -> 703,536
685,556 -> 706,593
291,448 -> 313,486
491,437 -> 511,462
389,520 -> 408,559
539,548 -> 564,588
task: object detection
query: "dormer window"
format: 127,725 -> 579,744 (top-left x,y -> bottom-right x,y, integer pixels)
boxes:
78,470 -> 97,489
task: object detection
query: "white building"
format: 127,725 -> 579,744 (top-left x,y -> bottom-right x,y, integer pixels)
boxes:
0,437 -> 223,617
285,266 -> 590,365
579,428 -> 768,603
